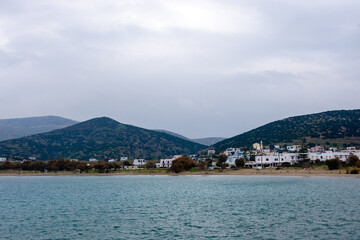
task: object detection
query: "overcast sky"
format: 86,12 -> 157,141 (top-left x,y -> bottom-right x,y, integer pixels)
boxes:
0,0 -> 359,138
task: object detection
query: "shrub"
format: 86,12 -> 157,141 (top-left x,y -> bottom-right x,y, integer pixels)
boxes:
235,158 -> 245,168
325,158 -> 342,170
145,161 -> 156,169
347,154 -> 360,166
350,169 -> 359,174
169,156 -> 196,173
356,161 -> 360,168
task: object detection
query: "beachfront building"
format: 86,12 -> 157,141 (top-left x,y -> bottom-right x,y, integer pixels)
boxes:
157,158 -> 175,168
251,153 -> 298,168
133,159 -> 146,166
226,151 -> 244,166
308,151 -> 356,162
248,150 -> 360,168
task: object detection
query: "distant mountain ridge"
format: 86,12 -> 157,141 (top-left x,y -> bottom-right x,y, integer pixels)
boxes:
0,116 -> 78,141
212,109 -> 360,151
0,117 -> 206,160
154,129 -> 225,146
191,137 -> 226,146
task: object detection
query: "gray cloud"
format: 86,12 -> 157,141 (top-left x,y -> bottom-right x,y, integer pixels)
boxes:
0,0 -> 359,138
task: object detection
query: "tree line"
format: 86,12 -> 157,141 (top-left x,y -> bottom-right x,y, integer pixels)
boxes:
0,159 -> 150,173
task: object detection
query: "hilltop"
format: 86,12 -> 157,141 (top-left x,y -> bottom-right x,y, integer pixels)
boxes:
0,116 -> 78,141
0,117 -> 206,160
212,109 -> 360,151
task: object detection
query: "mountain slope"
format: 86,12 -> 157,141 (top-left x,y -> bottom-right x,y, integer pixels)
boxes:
212,109 -> 360,151
153,129 -> 189,140
191,137 -> 226,146
154,130 -> 225,146
0,116 -> 78,141
0,117 -> 206,160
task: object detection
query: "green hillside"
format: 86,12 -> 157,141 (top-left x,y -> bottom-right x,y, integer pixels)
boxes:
212,109 -> 360,151
0,117 -> 206,160
0,116 -> 78,141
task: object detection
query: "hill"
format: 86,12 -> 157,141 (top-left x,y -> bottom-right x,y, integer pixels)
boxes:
212,109 -> 360,151
0,116 -> 78,141
0,117 -> 206,160
153,129 -> 189,140
191,137 -> 226,146
154,130 -> 225,146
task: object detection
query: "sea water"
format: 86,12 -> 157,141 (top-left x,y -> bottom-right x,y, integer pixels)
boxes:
0,175 -> 359,239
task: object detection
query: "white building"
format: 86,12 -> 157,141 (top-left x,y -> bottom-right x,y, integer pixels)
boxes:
158,158 -> 175,168
253,153 -> 298,168
0,157 -> 6,162
133,159 -> 146,166
89,158 -> 97,162
287,145 -> 301,152
224,148 -> 242,156
226,152 -> 244,166
120,157 -> 128,161
249,151 -> 360,168
308,151 -> 353,162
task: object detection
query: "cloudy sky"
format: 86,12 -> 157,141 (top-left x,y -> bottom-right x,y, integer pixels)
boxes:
0,0 -> 359,138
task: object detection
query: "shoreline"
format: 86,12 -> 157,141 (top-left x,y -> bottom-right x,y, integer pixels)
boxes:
1,169 -> 359,177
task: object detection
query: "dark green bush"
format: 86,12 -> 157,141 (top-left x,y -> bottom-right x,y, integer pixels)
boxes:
325,158 -> 342,170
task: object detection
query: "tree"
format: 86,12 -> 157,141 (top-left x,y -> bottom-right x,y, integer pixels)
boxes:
169,156 -> 196,173
145,161 -> 156,169
216,153 -> 228,171
298,145 -> 309,162
197,161 -> 207,172
325,158 -> 342,170
235,158 -> 245,168
307,143 -> 316,148
94,161 -> 111,173
31,161 -> 46,172
347,154 -> 359,166
122,160 -> 132,167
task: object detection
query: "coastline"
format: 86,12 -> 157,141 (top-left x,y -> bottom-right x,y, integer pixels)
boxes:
1,168 -> 359,177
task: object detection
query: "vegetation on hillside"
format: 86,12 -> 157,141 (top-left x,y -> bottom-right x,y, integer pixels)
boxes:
0,117 -> 206,160
213,110 -> 360,151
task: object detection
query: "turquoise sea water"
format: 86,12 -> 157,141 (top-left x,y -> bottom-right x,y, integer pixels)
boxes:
0,175 -> 359,239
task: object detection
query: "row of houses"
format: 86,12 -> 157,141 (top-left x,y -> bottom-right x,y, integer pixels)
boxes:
224,149 -> 360,169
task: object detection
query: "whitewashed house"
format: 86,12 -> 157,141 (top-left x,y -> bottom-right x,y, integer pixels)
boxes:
133,159 -> 146,166
226,152 -> 244,166
287,145 -> 301,152
158,158 -> 174,168
0,157 -> 6,162
254,153 -> 298,167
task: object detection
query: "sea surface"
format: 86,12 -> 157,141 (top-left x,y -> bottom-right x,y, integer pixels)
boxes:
0,175 -> 359,240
